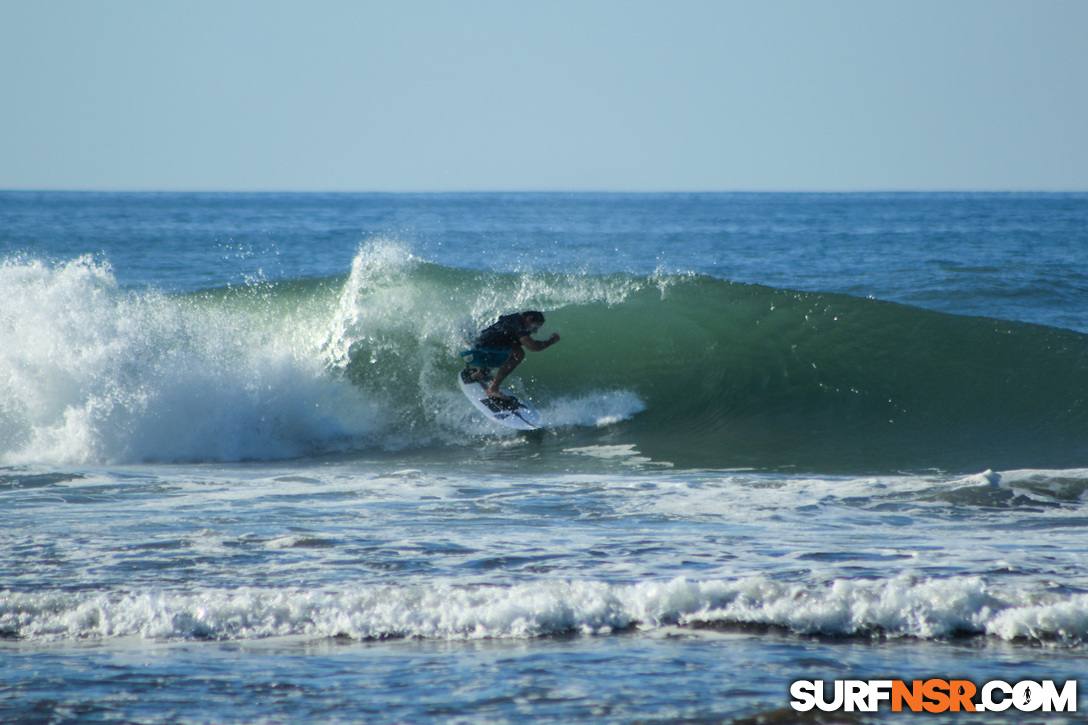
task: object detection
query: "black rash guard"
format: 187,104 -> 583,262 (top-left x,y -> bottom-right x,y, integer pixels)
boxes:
475,314 -> 531,349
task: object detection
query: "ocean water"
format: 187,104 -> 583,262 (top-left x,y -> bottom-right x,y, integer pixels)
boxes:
3,191 -> 1088,723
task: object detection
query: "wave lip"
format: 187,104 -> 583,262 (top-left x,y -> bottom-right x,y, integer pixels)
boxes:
5,576 -> 1087,644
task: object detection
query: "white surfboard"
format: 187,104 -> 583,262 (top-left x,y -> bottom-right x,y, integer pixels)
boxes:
457,369 -> 542,431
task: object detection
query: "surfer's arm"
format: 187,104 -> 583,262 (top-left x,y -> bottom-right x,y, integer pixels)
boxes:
519,333 -> 560,352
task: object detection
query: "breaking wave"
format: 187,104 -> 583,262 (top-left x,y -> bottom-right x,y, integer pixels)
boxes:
4,242 -> 1088,472
5,575 -> 1088,644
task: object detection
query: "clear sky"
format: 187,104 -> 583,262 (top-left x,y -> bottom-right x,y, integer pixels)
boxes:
2,0 -> 1086,192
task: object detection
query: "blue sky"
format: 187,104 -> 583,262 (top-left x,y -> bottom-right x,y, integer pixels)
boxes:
2,0 -> 1086,192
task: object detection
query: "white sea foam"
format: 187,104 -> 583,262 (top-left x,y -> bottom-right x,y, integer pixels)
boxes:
5,576 -> 1087,644
0,256 -> 383,464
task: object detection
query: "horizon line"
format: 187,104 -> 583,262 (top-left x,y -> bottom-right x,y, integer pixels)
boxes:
3,188 -> 1087,195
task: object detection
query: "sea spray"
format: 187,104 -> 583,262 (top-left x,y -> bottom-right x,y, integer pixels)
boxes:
323,240 -> 649,441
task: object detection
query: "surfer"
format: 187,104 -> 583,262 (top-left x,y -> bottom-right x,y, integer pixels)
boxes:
463,311 -> 560,400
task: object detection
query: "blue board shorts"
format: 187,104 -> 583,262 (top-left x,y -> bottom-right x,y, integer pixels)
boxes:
461,347 -> 511,369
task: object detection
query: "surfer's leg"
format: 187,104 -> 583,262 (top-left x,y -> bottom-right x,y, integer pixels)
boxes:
486,346 -> 523,398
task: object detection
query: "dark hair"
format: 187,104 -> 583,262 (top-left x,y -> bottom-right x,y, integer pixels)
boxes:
522,310 -> 545,324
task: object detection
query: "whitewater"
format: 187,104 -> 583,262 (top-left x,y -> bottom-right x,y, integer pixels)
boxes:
3,191 -> 1088,723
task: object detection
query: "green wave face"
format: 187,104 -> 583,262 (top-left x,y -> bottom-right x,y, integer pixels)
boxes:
576,276 -> 1088,472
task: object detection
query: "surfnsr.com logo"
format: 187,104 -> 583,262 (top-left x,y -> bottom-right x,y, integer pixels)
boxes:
790,679 -> 1077,714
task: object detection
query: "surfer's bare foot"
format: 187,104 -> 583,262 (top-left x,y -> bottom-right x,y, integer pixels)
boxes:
486,388 -> 512,401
